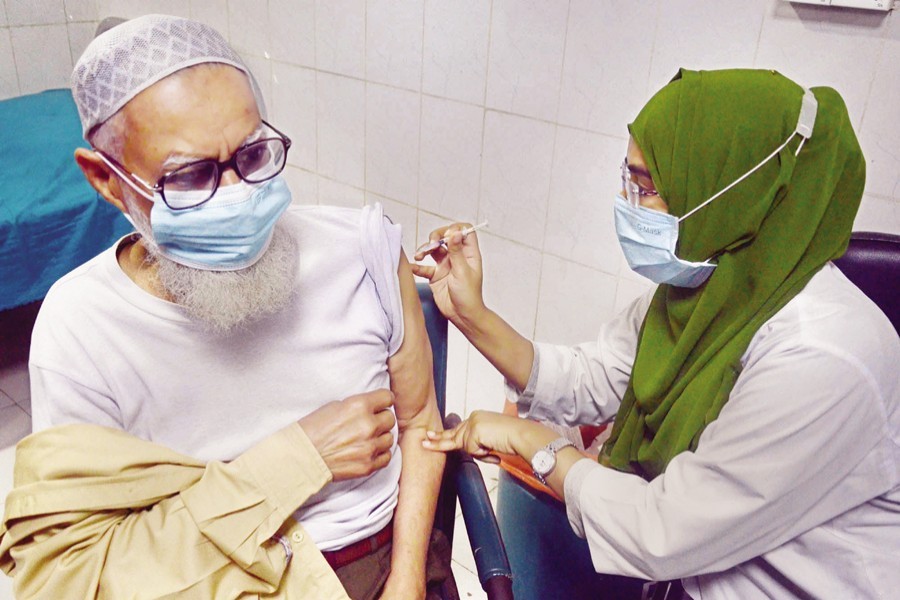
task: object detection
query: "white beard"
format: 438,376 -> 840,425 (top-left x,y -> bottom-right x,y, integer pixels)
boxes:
141,221 -> 299,334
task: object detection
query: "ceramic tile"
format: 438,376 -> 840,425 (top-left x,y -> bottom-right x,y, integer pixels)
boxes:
367,192 -> 418,258
0,360 -> 29,407
268,0 -> 314,68
16,393 -> 30,416
451,510 -> 477,575
365,83 -> 420,205
272,62 -> 316,171
0,442 -> 15,510
464,349 -> 506,416
67,20 -> 96,64
12,24 -> 72,94
648,0 -> 762,94
478,111 -> 555,248
452,560 -> 486,600
485,0 -> 568,122
0,389 -> 13,410
544,126 -> 624,276
0,0 -> 7,27
853,195 -> 900,234
422,0 -> 490,105
0,404 -> 30,449
189,0 -> 228,36
6,0 -> 66,26
418,96 -> 483,223
477,231 -> 542,339
613,276 -> 655,316
282,165 -> 318,205
316,72 -> 365,188
0,558 -> 11,599
857,20 -> 900,200
317,176 -> 365,208
0,441 -> 14,579
64,0 -> 97,22
365,0 -> 423,91
478,461 -> 499,493
0,435 -> 14,475
444,327 -> 469,421
534,255 -> 618,346
0,29 -> 18,100
227,0 -> 269,57
96,0 -> 186,19
755,2 -> 888,131
315,0 -> 365,79
557,0 -> 658,136
487,478 -> 498,513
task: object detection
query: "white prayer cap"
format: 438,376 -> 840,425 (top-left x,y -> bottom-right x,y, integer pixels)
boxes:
71,14 -> 266,137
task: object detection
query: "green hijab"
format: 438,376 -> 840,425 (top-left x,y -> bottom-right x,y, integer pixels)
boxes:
600,69 -> 865,480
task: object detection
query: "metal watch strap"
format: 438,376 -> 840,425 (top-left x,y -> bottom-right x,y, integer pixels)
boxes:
532,436 -> 576,485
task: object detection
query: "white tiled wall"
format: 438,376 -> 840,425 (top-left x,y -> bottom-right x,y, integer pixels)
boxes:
0,0 -> 101,98
4,0 -> 900,419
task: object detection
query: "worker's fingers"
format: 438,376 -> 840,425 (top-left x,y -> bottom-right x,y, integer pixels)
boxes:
410,263 -> 435,280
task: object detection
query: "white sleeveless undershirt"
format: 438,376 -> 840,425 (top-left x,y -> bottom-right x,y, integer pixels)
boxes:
30,204 -> 404,550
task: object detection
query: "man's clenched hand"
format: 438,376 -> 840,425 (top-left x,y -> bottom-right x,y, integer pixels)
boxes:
299,389 -> 396,481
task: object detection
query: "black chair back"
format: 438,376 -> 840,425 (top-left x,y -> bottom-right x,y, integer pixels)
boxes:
833,232 -> 900,334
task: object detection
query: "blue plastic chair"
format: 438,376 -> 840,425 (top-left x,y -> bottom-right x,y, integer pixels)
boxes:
417,283 -> 513,600
497,469 -> 646,599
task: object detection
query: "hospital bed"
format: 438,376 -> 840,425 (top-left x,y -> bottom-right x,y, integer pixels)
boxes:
0,89 -> 131,312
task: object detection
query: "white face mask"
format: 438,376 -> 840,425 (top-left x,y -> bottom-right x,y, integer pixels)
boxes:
614,195 -> 717,287
616,88 -> 818,288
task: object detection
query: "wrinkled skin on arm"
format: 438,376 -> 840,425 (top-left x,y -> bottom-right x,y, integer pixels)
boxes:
379,253 -> 446,600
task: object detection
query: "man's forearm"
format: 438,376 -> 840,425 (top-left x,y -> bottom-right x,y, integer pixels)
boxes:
387,404 -> 446,594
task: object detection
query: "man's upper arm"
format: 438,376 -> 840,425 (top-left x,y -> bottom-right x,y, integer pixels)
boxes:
387,252 -> 439,428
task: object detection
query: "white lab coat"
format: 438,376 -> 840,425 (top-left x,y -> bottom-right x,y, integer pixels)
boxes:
513,263 -> 900,599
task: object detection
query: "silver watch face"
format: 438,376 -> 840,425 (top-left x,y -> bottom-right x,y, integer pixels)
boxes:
532,449 -> 555,475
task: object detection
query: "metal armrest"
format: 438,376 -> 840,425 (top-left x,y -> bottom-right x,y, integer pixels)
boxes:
444,413 -> 513,600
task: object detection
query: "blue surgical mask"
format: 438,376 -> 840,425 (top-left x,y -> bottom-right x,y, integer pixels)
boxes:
614,194 -> 717,288
148,176 -> 292,271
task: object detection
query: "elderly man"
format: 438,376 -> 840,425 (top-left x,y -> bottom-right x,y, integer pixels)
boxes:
0,14 -> 453,600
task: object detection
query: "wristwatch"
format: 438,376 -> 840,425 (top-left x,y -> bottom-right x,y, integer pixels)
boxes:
531,437 -> 576,485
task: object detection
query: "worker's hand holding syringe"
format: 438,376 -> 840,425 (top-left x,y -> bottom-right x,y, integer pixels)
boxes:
411,222 -> 488,328
412,218 -> 535,394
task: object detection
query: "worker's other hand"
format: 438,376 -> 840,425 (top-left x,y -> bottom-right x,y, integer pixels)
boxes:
299,389 -> 396,481
410,223 -> 485,328
422,410 -> 552,461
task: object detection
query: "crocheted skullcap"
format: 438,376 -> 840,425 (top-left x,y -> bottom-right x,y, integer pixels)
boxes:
71,14 -> 265,137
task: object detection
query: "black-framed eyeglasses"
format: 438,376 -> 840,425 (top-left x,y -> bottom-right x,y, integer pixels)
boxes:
95,120 -> 292,210
621,159 -> 658,207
